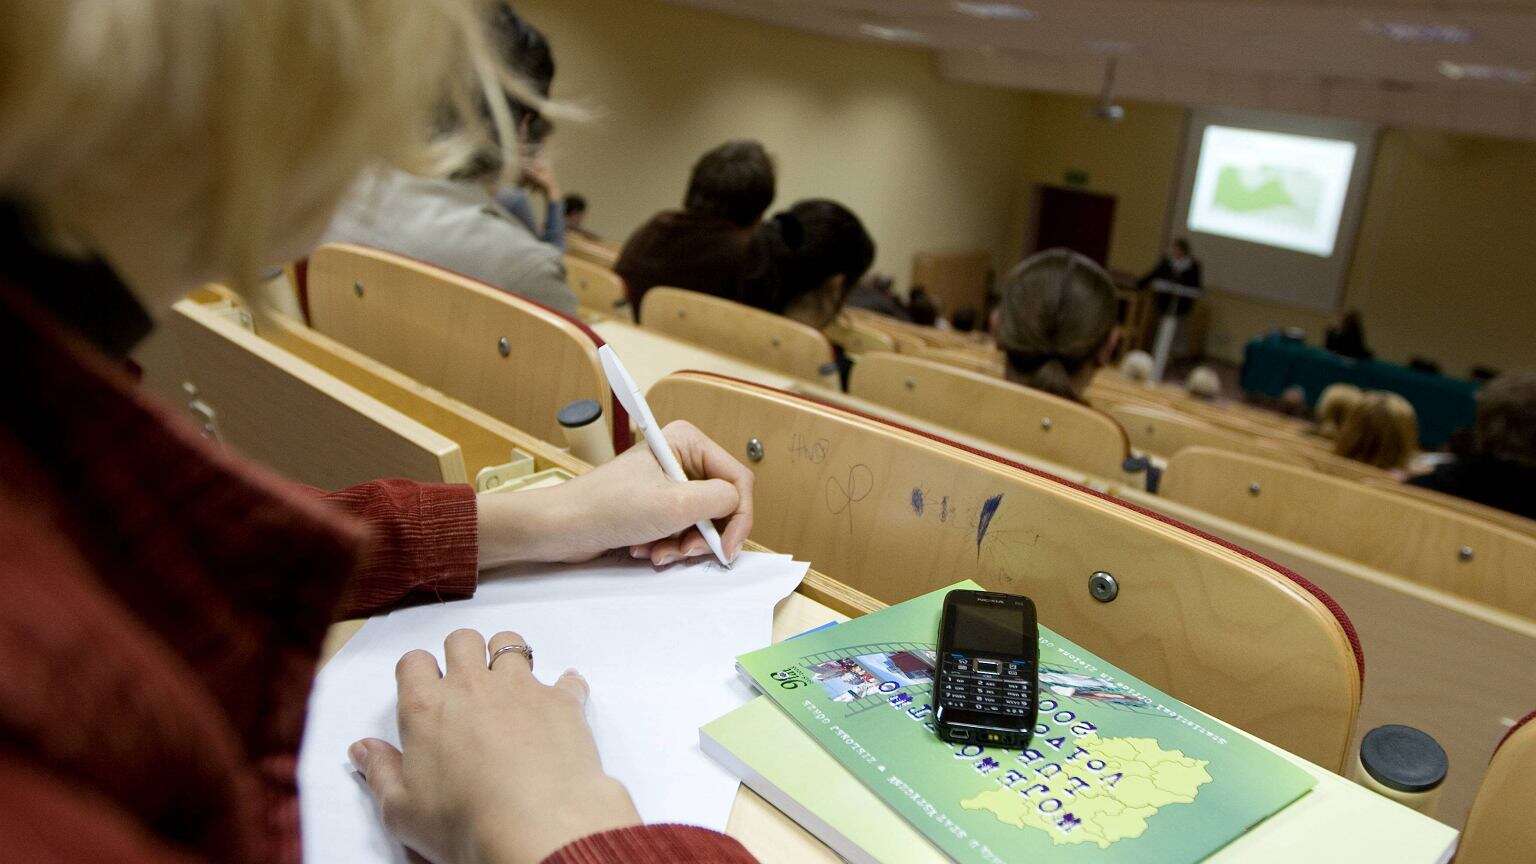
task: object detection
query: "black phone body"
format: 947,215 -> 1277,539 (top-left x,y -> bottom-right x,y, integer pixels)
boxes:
934,589 -> 1039,749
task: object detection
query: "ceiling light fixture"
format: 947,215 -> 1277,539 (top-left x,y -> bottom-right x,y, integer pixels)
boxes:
1439,60 -> 1532,85
859,23 -> 929,44
954,2 -> 1037,21
1363,20 -> 1474,45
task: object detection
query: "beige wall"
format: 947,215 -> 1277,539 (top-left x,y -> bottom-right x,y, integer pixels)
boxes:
1012,95 -> 1536,374
516,0 -> 1031,295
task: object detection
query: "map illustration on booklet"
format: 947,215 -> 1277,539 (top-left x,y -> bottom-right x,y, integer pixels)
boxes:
730,581 -> 1316,863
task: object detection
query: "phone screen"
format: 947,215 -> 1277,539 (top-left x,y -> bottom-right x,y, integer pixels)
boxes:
954,601 -> 1029,655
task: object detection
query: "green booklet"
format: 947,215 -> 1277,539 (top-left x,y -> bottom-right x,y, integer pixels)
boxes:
731,581 -> 1316,863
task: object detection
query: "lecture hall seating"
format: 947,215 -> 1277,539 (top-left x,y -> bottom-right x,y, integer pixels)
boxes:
1161,447 -> 1536,621
648,370 -> 1362,771
1456,710 -> 1536,863
847,352 -> 1136,487
303,242 -> 631,453
168,299 -> 468,489
563,233 -> 621,270
638,287 -> 840,386
563,253 -> 630,315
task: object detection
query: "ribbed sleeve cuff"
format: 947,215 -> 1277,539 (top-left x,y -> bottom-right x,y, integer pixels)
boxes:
413,482 -> 479,600
540,825 -> 758,864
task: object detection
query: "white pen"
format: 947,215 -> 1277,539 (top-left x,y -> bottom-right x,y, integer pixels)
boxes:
597,345 -> 732,567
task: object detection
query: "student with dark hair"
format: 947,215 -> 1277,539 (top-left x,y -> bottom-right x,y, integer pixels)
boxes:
616,140 -> 778,313
952,307 -> 978,333
487,9 -> 568,250
684,140 -> 777,227
564,193 -> 598,239
320,7 -> 576,311
1410,372 -> 1536,519
996,249 -> 1120,403
843,273 -> 910,320
907,287 -> 939,327
1325,310 -> 1373,360
741,199 -> 875,329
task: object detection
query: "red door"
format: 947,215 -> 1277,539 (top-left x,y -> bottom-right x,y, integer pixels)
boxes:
1032,185 -> 1116,267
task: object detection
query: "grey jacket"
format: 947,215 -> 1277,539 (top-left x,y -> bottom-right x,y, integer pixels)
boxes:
321,169 -> 577,314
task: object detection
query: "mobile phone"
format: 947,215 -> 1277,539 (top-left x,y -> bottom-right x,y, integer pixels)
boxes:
934,589 -> 1039,748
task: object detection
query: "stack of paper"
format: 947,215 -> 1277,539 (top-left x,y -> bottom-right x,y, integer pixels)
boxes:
299,552 -> 808,863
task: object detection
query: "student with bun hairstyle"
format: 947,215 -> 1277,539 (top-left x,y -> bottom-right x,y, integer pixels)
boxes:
742,198 -> 875,329
1313,383 -> 1364,439
0,2 -> 756,862
994,249 -> 1120,403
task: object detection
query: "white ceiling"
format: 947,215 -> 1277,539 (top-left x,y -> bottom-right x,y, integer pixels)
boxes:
661,0 -> 1536,140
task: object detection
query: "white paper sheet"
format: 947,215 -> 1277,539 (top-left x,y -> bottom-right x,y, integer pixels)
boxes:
299,551 -> 808,863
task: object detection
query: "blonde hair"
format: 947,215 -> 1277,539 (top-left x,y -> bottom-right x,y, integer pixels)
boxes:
1314,383 -> 1363,438
0,0 -> 550,297
1185,365 -> 1222,400
1119,350 -> 1154,383
996,249 -> 1118,402
1335,391 -> 1418,470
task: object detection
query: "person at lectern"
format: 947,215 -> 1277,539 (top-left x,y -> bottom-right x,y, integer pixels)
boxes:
1138,237 -> 1203,316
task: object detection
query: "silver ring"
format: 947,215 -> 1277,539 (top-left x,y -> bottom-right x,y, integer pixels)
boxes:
489,643 -> 534,671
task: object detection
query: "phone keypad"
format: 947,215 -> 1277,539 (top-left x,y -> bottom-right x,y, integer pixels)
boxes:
941,656 -> 1034,716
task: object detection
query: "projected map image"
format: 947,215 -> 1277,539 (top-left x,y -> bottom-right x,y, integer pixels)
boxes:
1188,125 -> 1357,257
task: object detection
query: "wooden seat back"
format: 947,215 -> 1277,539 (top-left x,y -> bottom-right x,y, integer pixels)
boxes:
1104,401 -> 1309,465
649,371 -> 1362,770
823,316 -> 896,355
849,352 -> 1132,485
563,254 -> 629,315
639,287 -> 838,385
564,233 -> 620,269
168,299 -> 465,489
1458,711 -> 1536,863
910,345 -> 1006,377
1362,476 -> 1536,541
1162,448 -> 1536,620
304,243 -> 628,451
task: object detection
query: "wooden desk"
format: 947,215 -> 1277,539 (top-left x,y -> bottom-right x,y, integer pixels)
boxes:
320,579 -> 1454,862
589,316 -> 800,392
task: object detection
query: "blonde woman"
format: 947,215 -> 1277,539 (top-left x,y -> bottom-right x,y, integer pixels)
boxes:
1185,365 -> 1222,401
995,249 -> 1120,403
1118,349 -> 1155,384
1313,382 -> 1364,439
0,3 -> 754,863
1334,391 -> 1420,472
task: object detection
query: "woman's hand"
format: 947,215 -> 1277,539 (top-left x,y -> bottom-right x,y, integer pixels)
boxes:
350,629 -> 640,864
477,420 -> 754,568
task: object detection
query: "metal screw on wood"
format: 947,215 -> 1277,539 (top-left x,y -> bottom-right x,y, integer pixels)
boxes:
497,336 -> 511,357
904,378 -> 916,390
1248,482 -> 1262,496
771,337 -> 782,347
1458,546 -> 1475,562
746,438 -> 765,462
1040,417 -> 1054,431
1089,571 -> 1119,602
353,280 -> 364,297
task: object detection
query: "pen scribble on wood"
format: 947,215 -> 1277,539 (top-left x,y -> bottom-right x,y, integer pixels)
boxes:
826,464 -> 874,534
789,432 -> 830,465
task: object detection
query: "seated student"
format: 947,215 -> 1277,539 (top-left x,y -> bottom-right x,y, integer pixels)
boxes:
1118,349 -> 1155,384
1325,310 -> 1374,360
321,8 -> 576,313
1278,385 -> 1310,418
994,249 -> 1120,403
906,286 -> 940,327
842,273 -> 911,321
741,199 -> 875,330
616,140 -> 776,312
1411,372 -> 1536,519
488,9 -> 568,251
564,193 -> 599,240
1313,383 -> 1364,438
0,3 -> 756,863
1185,365 -> 1223,401
1334,391 -> 1419,472
951,307 -> 980,334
